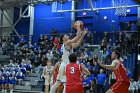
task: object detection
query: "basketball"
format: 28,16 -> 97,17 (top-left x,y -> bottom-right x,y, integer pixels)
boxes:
73,21 -> 84,30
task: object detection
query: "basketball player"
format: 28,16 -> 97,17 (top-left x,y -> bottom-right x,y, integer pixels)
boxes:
51,57 -> 63,93
97,50 -> 130,93
49,21 -> 88,93
42,60 -> 54,93
64,53 -> 90,93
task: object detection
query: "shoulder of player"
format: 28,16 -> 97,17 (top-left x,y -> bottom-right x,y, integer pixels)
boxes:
64,44 -> 72,51
112,59 -> 119,64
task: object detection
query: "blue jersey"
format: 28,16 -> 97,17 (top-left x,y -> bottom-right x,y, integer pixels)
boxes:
82,78 -> 90,87
25,64 -> 31,71
2,75 -> 9,84
88,74 -> 94,81
97,73 -> 106,85
9,76 -> 16,84
16,72 -> 24,79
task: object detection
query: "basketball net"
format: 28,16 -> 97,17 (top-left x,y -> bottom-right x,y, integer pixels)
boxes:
112,0 -> 129,16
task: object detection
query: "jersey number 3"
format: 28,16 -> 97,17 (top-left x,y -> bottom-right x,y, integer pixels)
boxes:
70,67 -> 74,74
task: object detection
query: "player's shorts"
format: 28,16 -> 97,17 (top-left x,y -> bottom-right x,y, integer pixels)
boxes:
56,62 -> 68,82
45,76 -> 53,85
16,76 -> 24,80
2,79 -> 9,84
110,81 -> 130,93
10,80 -> 16,84
66,85 -> 84,93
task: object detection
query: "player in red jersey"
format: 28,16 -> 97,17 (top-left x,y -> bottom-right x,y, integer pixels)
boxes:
50,57 -> 63,93
64,53 -> 90,93
97,50 -> 130,93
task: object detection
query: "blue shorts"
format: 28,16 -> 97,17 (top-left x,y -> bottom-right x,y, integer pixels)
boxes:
10,80 -> 16,84
16,76 -> 24,80
2,80 -> 9,84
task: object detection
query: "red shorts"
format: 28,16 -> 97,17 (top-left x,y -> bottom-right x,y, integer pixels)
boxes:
110,81 -> 130,93
66,85 -> 84,93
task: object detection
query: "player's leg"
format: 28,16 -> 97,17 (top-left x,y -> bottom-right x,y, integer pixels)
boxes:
50,62 -> 66,93
1,83 -> 5,93
4,84 -> 8,93
62,83 -> 66,93
45,85 -> 49,93
49,81 -> 61,93
56,84 -> 63,93
9,84 -> 14,93
45,78 -> 50,93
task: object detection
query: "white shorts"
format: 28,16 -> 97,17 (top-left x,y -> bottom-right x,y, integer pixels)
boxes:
45,76 -> 53,85
56,61 -> 68,82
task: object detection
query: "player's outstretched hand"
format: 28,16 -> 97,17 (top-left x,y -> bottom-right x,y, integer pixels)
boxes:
83,28 -> 88,35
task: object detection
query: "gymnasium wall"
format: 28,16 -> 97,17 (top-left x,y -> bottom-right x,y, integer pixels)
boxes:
76,0 -> 138,32
33,2 -> 72,43
13,0 -> 138,43
13,7 -> 30,43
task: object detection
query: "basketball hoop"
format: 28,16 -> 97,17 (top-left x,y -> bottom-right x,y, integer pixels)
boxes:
112,0 -> 129,16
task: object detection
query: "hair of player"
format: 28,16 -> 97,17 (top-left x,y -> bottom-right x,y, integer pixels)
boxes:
60,34 -> 65,43
69,53 -> 77,63
113,50 -> 120,59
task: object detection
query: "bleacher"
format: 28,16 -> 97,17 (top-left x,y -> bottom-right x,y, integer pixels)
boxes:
14,73 -> 43,92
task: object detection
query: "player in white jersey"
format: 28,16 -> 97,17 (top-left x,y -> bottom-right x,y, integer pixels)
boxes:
43,60 -> 54,93
50,21 -> 88,93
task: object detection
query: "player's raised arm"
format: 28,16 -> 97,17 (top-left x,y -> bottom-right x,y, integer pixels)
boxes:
81,65 -> 91,75
97,59 -> 118,70
72,28 -> 88,48
67,21 -> 83,45
49,62 -> 59,77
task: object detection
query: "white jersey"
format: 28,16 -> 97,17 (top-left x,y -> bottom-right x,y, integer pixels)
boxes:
61,44 -> 73,62
45,66 -> 53,76
44,66 -> 54,85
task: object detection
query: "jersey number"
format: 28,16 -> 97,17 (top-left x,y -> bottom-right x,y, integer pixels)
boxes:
70,67 -> 74,74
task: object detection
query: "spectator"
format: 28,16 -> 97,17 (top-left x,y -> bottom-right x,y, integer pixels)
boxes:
85,62 -> 93,73
92,62 -> 99,77
46,50 -> 53,60
9,72 -> 16,93
82,74 -> 90,93
2,72 -> 9,93
129,78 -> 138,93
16,69 -> 24,85
53,37 -> 60,46
131,23 -> 137,31
87,74 -> 94,92
25,61 -> 33,76
96,69 -> 107,93
20,64 -> 26,76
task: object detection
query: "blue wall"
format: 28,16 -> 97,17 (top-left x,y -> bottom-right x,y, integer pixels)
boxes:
13,0 -> 138,43
76,0 -> 138,32
33,2 -> 72,43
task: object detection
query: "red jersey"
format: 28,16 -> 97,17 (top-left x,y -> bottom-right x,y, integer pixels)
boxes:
112,61 -> 129,82
53,62 -> 60,84
65,63 -> 82,86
